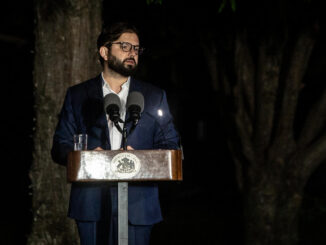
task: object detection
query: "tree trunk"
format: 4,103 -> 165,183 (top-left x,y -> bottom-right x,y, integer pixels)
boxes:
244,166 -> 304,245
231,27 -> 326,245
215,26 -> 325,245
28,0 -> 101,244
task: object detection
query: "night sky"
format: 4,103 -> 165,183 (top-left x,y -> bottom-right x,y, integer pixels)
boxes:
1,1 -> 326,244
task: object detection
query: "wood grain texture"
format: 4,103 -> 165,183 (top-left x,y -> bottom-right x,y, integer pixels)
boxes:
67,150 -> 183,182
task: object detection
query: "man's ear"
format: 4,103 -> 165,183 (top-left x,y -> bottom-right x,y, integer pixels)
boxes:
99,46 -> 109,61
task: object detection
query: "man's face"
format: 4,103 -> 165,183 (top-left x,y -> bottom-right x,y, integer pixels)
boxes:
107,32 -> 140,77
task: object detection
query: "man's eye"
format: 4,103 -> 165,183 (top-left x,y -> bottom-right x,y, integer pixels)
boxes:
122,43 -> 130,49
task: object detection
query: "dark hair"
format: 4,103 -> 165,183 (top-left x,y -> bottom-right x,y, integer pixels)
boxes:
97,22 -> 140,66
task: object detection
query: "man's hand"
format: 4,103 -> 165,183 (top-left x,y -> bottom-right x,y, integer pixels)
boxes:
94,147 -> 104,150
93,146 -> 134,150
120,146 -> 134,150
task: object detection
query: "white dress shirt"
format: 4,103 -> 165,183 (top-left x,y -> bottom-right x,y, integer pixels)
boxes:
101,73 -> 130,150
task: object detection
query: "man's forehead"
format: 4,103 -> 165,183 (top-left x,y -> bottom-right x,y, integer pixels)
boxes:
117,32 -> 139,44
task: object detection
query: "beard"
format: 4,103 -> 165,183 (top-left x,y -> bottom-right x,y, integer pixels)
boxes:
107,54 -> 138,77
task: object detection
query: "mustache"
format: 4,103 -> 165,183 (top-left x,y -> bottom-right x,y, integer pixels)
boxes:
123,58 -> 136,63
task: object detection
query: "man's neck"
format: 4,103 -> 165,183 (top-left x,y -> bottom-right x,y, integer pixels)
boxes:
102,69 -> 128,94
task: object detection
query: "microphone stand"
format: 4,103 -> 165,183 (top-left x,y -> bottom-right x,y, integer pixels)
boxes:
110,109 -> 141,245
113,119 -> 128,151
113,119 -> 129,245
122,124 -> 127,150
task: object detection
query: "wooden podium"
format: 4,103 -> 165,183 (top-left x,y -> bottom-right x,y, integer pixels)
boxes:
67,149 -> 182,245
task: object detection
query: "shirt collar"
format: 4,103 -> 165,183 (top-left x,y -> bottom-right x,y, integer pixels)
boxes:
101,72 -> 130,94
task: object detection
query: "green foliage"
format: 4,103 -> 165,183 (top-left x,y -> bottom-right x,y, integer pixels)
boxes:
218,0 -> 236,13
146,0 -> 163,5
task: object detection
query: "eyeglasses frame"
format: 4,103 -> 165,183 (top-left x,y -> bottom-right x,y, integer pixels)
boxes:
107,42 -> 144,55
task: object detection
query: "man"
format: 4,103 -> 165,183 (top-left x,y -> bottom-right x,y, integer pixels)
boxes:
51,22 -> 179,245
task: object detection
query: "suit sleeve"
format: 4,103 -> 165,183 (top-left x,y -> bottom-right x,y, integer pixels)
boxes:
152,90 -> 179,150
51,88 -> 77,165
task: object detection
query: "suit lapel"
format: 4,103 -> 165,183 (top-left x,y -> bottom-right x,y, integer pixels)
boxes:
86,75 -> 111,149
124,78 -> 143,133
129,77 -> 141,93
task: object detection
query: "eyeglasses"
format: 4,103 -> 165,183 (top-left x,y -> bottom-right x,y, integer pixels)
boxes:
109,42 -> 144,55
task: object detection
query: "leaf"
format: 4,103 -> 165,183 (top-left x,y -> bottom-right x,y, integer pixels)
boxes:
146,0 -> 163,5
218,0 -> 227,13
231,0 -> 236,12
218,0 -> 237,13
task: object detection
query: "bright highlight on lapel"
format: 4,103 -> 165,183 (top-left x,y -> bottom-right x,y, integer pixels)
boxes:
157,109 -> 163,117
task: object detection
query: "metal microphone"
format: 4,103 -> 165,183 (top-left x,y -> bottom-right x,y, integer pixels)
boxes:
126,91 -> 144,126
104,93 -> 123,133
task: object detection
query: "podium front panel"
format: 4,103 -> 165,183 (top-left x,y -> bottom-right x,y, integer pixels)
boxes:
67,149 -> 182,182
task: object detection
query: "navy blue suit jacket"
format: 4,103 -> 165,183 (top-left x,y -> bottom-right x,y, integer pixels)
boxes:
51,75 -> 179,225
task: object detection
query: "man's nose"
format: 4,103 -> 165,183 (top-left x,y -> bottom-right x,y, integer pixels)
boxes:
129,47 -> 138,56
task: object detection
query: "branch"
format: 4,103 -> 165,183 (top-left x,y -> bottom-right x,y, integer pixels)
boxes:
298,88 -> 326,147
0,33 -> 28,45
199,36 -> 219,91
273,30 -> 315,151
234,84 -> 256,165
233,32 -> 256,164
253,40 -> 283,151
301,130 -> 326,178
235,31 -> 255,120
228,139 -> 244,192
232,31 -> 256,161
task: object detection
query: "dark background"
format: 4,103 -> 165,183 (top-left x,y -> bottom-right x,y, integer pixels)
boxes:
0,0 -> 326,244
0,1 -> 34,244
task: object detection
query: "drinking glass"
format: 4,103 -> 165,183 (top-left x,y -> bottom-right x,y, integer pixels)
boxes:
74,134 -> 88,151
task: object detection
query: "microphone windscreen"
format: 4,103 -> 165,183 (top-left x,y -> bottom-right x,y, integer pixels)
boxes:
104,93 -> 121,112
127,91 -> 144,112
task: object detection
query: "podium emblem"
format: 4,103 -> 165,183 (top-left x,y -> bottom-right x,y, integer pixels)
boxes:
111,152 -> 141,178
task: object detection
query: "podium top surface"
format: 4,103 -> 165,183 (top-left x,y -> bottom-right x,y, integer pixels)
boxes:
67,149 -> 182,182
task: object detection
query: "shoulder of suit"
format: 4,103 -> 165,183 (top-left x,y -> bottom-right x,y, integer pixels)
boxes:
65,75 -> 99,95
67,75 -> 99,90
132,78 -> 165,96
67,75 -> 166,99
